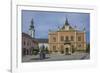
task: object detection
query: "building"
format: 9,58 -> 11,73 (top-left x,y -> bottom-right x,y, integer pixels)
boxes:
29,18 -> 49,51
22,32 -> 38,56
36,39 -> 49,50
22,18 -> 38,56
48,18 -> 86,54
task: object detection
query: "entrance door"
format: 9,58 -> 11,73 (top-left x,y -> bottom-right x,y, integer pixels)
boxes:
65,48 -> 69,55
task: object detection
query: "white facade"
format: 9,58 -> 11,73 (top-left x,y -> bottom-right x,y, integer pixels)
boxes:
29,29 -> 35,38
38,43 -> 49,49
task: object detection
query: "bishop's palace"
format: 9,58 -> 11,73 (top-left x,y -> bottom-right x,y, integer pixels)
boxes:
22,18 -> 86,56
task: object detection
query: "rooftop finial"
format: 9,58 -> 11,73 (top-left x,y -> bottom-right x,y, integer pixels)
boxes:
74,25 -> 77,30
83,24 -> 86,31
31,18 -> 34,25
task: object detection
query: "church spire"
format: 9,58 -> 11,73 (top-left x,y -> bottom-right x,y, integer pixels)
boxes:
30,18 -> 34,29
65,17 -> 69,25
29,18 -> 35,38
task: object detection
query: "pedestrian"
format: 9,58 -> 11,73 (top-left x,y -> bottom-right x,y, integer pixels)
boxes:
42,50 -> 46,59
39,50 -> 43,60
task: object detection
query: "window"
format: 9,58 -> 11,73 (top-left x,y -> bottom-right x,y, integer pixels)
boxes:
78,44 -> 81,47
53,46 -> 57,52
78,36 -> 81,41
61,45 -> 64,49
60,36 -> 64,41
60,45 -> 64,54
65,36 -> 68,41
71,36 -> 74,41
53,37 -> 56,42
24,41 -> 26,45
53,46 -> 56,49
30,42 -> 31,46
27,42 -> 29,46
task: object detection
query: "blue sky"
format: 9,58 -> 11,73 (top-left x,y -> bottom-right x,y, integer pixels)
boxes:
22,10 -> 90,43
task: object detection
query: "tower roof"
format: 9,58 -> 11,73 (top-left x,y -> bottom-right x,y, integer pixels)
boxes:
30,19 -> 34,29
60,18 -> 74,31
65,18 -> 69,25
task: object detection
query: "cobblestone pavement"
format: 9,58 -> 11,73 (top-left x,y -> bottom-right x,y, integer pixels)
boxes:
22,52 -> 90,62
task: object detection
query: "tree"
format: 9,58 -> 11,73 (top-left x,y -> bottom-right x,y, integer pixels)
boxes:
32,47 -> 39,55
86,43 -> 90,53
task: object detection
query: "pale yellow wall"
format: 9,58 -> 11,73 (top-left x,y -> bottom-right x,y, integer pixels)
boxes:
49,31 -> 86,53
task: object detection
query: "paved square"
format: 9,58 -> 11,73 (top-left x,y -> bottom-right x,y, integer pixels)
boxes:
22,52 -> 90,62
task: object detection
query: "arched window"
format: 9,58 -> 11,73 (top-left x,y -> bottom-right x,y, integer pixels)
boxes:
53,37 -> 56,42
71,36 -> 74,41
24,41 -> 26,46
65,36 -> 68,41
53,46 -> 57,52
78,44 -> 81,48
78,36 -> 81,41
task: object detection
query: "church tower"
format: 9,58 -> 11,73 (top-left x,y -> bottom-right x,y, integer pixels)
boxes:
29,19 -> 35,38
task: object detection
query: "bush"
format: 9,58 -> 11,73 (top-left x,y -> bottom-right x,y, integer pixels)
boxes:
33,51 -> 38,55
44,47 -> 49,54
32,48 -> 39,55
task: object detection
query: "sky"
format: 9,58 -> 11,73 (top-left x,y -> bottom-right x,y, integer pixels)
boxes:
22,10 -> 90,43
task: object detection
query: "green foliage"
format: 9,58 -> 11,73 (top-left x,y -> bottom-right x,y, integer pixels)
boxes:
32,47 -> 39,55
44,47 -> 49,54
86,43 -> 90,53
